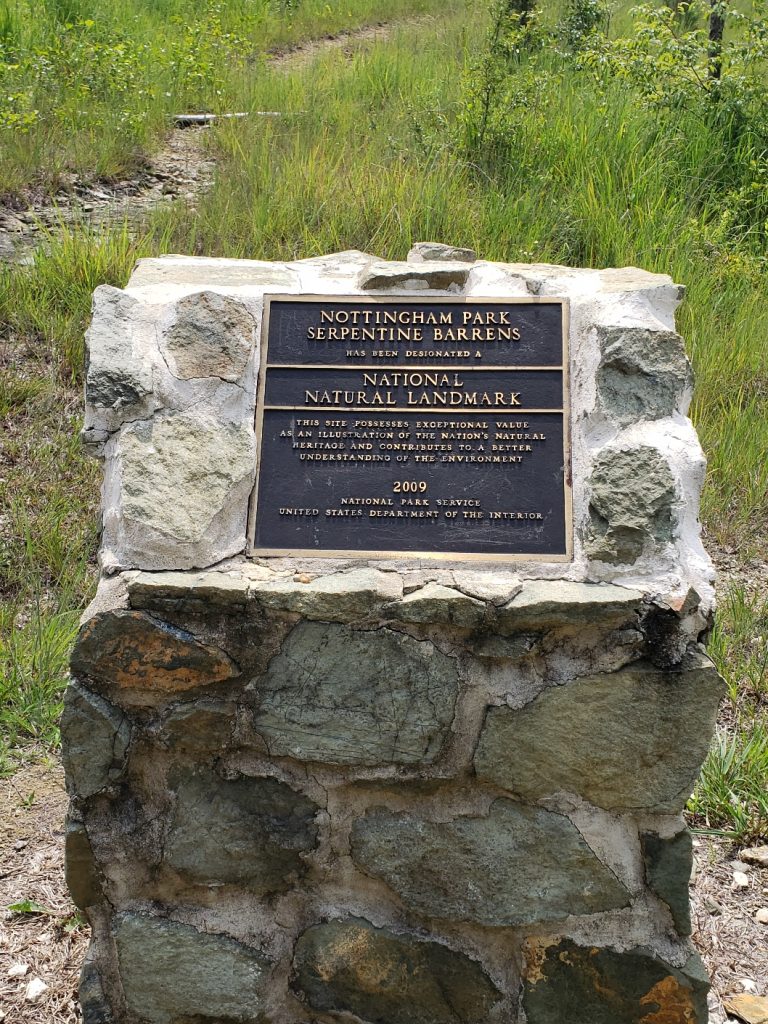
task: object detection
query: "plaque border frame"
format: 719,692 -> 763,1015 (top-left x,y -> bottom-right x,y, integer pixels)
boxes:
247,294 -> 573,563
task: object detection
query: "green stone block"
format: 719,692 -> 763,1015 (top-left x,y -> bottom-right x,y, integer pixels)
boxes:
250,622 -> 458,766
522,939 -> 709,1024
586,445 -> 677,564
60,683 -> 131,799
474,652 -> 723,813
65,818 -> 104,910
114,913 -> 268,1024
351,798 -> 630,926
293,917 -> 503,1024
164,769 -> 318,895
642,829 -> 694,935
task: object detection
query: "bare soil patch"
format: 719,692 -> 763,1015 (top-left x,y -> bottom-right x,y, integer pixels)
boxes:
0,127 -> 216,266
0,761 -> 86,1024
268,18 -> 427,70
692,835 -> 768,1024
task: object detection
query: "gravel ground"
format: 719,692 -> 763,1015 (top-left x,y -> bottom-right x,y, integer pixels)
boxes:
0,762 -> 86,1024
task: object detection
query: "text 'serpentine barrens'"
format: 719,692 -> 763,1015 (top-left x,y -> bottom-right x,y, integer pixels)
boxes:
248,295 -> 572,561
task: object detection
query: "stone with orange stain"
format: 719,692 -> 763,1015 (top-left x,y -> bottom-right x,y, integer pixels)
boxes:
293,917 -> 504,1024
71,609 -> 239,706
641,975 -> 705,1023
521,939 -> 709,1024
724,994 -> 768,1024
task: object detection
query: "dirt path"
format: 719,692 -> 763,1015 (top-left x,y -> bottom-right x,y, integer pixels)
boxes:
0,18 -> 425,266
0,126 -> 216,266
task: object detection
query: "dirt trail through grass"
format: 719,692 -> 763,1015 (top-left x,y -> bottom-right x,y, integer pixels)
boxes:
0,18 -> 423,266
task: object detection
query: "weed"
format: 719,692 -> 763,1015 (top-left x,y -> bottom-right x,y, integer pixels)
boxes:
708,584 -> 768,704
558,0 -> 610,51
0,222 -> 153,379
6,898 -> 58,915
689,722 -> 768,841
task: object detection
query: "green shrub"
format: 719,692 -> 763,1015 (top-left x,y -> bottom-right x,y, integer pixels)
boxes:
456,0 -> 549,163
558,0 -> 610,52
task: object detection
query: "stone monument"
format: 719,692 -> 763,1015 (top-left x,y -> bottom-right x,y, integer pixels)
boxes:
63,245 -> 723,1024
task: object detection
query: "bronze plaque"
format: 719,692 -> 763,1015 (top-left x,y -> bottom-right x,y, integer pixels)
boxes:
247,295 -> 572,561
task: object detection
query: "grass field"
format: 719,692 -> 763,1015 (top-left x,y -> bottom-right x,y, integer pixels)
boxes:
0,0 -> 766,839
0,0 -> 453,194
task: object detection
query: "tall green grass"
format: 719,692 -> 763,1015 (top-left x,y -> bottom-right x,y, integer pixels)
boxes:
0,223 -> 154,770
0,0 -> 455,195
150,9 -> 767,550
692,581 -> 768,840
0,363 -> 100,772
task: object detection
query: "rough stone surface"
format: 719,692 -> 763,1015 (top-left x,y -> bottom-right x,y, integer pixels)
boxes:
586,445 -> 678,565
85,286 -> 152,411
359,261 -> 472,290
117,411 -> 255,546
497,580 -> 644,632
127,253 -> 297,291
597,265 -> 685,302
60,683 -> 130,798
408,242 -> 477,263
251,568 -> 402,621
642,829 -> 694,935
293,918 -> 503,1024
162,290 -> 255,382
79,953 -> 114,1024
128,570 -> 250,608
522,940 -> 709,1024
71,610 -> 238,706
474,651 -> 724,813
387,583 -> 486,629
472,634 -> 537,660
741,846 -> 768,867
596,326 -> 693,426
65,820 -> 104,909
67,252 -> 720,1023
160,701 -> 235,754
350,799 -> 630,925
164,769 -> 318,893
82,252 -> 717,606
290,249 -> 375,280
114,913 -> 269,1024
449,570 -> 522,605
724,994 -> 768,1024
250,622 -> 458,766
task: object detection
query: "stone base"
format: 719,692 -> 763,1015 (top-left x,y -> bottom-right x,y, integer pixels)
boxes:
62,567 -> 722,1024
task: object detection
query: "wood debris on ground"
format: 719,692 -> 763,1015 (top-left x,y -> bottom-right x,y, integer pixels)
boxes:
0,762 -> 87,1024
